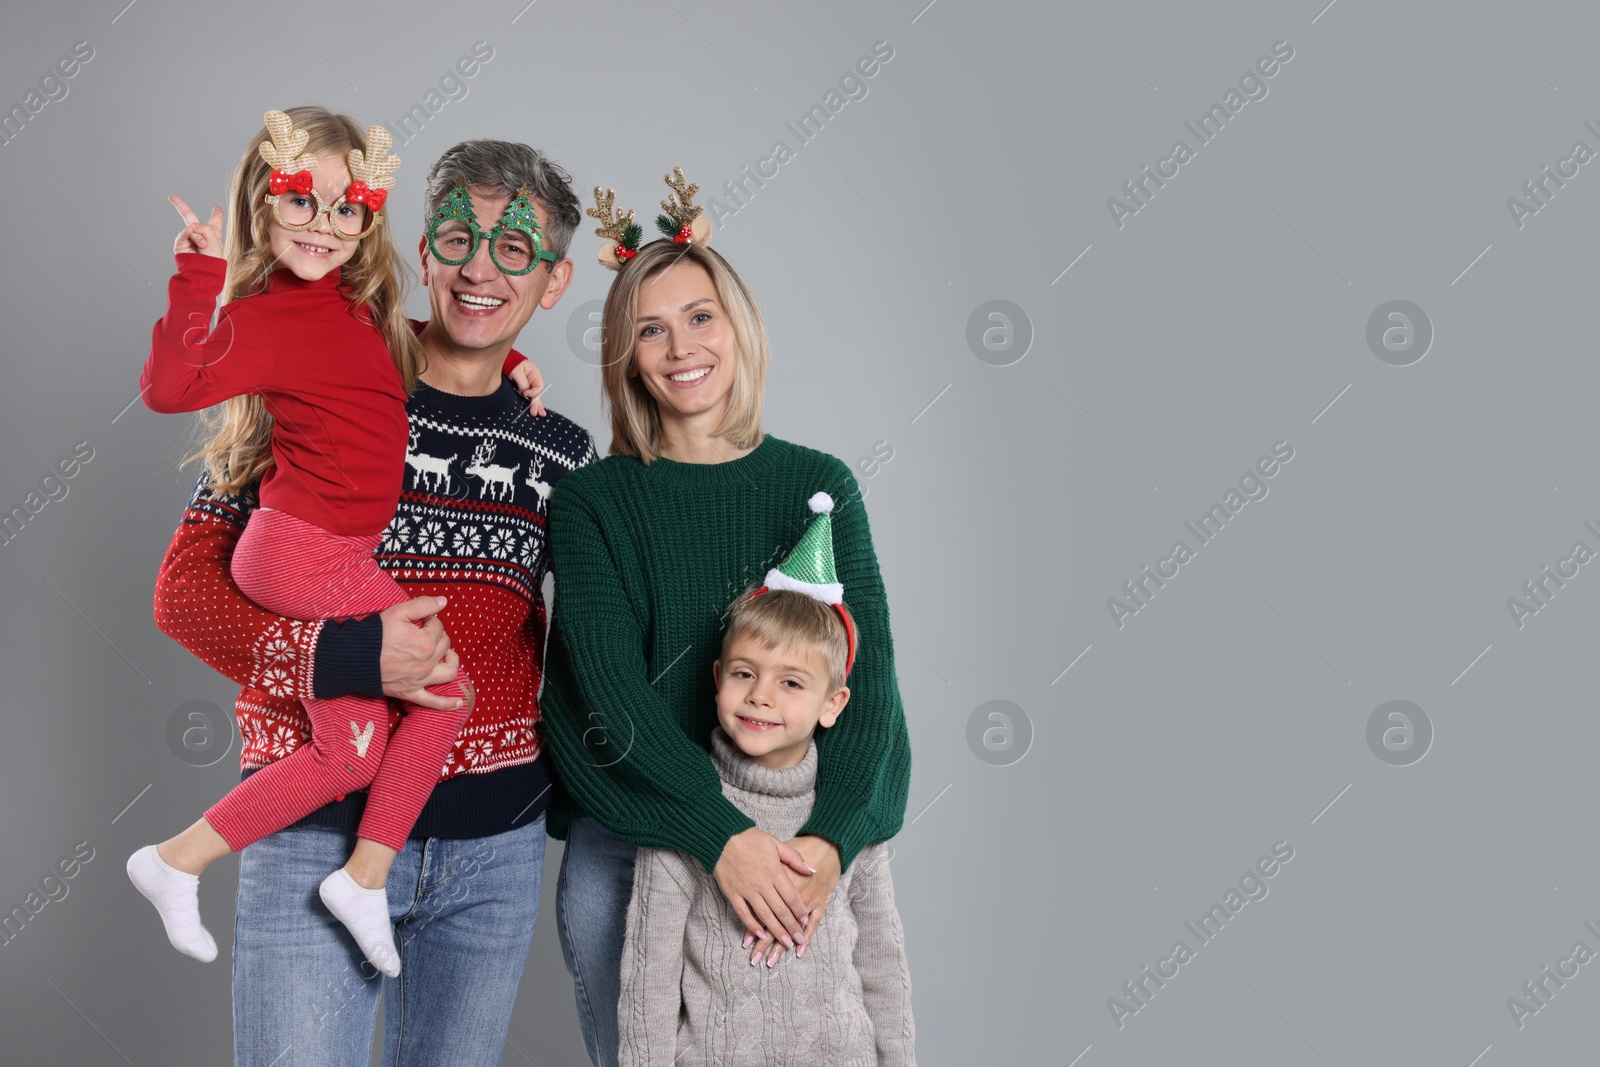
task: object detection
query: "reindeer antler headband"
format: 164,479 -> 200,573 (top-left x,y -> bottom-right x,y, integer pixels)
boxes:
258,110 -> 318,196
344,124 -> 399,213
258,109 -> 399,241
586,166 -> 715,272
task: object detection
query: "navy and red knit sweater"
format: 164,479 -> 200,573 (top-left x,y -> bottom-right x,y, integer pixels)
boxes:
152,367 -> 596,839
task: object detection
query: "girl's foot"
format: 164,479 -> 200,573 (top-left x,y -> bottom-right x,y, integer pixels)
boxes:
125,845 -> 217,962
318,868 -> 400,977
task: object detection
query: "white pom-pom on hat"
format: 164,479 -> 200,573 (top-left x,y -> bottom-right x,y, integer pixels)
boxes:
808,492 -> 834,514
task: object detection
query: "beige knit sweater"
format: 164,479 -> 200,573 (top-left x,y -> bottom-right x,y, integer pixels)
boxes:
617,729 -> 915,1067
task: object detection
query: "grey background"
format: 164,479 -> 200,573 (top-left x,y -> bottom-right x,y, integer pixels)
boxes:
1,0 -> 1596,1063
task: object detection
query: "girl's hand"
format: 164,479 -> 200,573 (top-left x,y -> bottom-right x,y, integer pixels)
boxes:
713,827 -> 815,954
745,835 -> 841,967
170,195 -> 225,258
508,360 -> 547,417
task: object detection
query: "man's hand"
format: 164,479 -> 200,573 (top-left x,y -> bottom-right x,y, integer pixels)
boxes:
508,360 -> 547,417
378,595 -> 462,710
713,827 -> 816,955
745,835 -> 841,967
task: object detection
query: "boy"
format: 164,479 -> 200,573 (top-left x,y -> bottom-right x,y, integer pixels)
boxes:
616,495 -> 914,1067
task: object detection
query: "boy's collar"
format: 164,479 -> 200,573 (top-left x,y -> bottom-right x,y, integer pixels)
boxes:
709,728 -> 816,798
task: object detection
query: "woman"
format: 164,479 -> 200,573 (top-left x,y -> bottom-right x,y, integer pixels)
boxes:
541,233 -> 912,1067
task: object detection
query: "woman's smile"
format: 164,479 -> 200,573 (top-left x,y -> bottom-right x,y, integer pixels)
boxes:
664,364 -> 714,387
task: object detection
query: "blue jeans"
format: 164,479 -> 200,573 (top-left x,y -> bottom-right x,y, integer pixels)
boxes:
556,817 -> 638,1067
232,815 -> 545,1067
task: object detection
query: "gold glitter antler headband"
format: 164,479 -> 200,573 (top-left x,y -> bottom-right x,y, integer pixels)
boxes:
258,109 -> 319,196
344,125 -> 400,213
588,187 -> 641,272
656,166 -> 712,245
586,167 -> 714,272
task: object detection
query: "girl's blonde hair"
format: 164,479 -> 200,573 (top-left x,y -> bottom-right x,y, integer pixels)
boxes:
599,241 -> 767,463
185,106 -> 421,493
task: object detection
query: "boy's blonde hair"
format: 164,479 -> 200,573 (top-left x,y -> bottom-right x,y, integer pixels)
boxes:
184,106 -> 421,493
599,240 -> 767,463
723,589 -> 850,692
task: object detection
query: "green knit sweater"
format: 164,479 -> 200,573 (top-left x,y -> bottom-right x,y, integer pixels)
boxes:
541,435 -> 912,873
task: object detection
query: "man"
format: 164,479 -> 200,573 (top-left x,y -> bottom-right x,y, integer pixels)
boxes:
151,140 -> 595,1066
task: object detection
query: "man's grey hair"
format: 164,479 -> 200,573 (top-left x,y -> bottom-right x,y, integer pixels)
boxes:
423,140 -> 583,263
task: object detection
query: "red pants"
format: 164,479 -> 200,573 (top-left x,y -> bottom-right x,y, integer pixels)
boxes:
206,506 -> 472,852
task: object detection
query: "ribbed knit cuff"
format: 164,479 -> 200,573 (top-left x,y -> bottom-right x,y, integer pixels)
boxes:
798,799 -> 883,873
312,613 -> 385,700
683,803 -> 758,876
540,771 -> 755,872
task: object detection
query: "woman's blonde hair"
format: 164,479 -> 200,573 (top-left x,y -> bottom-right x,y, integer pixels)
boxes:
184,106 -> 421,493
599,240 -> 767,463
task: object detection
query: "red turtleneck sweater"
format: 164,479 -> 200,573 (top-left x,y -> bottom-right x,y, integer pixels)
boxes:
142,254 -> 411,536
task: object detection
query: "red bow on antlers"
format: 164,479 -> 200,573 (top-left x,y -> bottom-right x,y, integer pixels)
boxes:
344,180 -> 388,212
269,169 -> 314,196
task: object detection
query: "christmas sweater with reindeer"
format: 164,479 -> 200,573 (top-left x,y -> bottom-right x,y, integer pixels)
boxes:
152,351 -> 597,839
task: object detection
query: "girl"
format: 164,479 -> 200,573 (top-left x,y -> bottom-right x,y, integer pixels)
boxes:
541,171 -> 912,1067
127,107 -> 546,977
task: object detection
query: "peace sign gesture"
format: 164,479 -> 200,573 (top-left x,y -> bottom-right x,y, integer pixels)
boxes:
170,195 -> 225,258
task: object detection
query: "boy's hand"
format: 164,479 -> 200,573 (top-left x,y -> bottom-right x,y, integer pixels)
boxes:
170,195 -> 224,258
508,359 -> 547,417
744,835 -> 840,967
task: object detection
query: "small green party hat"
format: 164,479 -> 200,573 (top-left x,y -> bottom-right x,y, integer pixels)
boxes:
763,492 -> 843,604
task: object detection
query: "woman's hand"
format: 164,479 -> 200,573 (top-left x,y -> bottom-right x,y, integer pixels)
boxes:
745,835 -> 841,967
713,827 -> 815,952
378,595 -> 464,711
508,360 -> 547,417
170,195 -> 225,258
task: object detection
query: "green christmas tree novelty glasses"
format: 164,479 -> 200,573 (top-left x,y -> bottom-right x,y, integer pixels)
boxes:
427,180 -> 558,276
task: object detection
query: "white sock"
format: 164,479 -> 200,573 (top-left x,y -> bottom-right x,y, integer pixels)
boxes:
126,845 -> 217,962
319,868 -> 401,977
